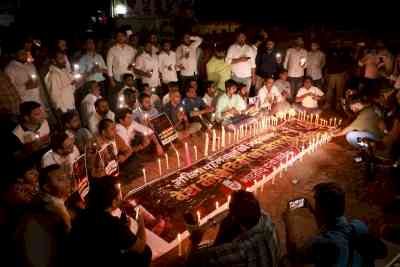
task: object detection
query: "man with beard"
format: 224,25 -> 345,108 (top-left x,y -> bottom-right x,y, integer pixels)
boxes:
176,32 -> 203,84
45,51 -> 78,114
88,98 -> 115,134
255,40 -> 282,90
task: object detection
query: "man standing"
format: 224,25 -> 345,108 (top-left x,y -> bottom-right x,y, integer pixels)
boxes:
79,38 -> 107,84
107,30 -> 137,87
80,81 -> 101,127
226,31 -> 256,92
5,49 -> 42,104
45,51 -> 77,114
206,45 -> 231,93
135,42 -> 161,89
306,42 -> 325,89
158,40 -> 178,85
176,33 -> 203,83
255,40 -> 281,90
0,70 -> 21,116
284,37 -> 308,100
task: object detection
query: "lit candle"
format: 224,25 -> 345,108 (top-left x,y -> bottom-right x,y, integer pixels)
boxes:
142,168 -> 147,184
215,201 -> 219,210
221,126 -> 226,147
135,207 -> 139,220
276,52 -> 282,60
184,142 -> 192,166
228,132 -> 231,145
211,129 -> 217,152
73,63 -> 79,72
227,195 -> 231,204
164,153 -> 169,169
177,233 -> 182,256
338,119 -> 342,126
193,145 -> 198,161
31,74 -> 37,80
117,183 -> 123,200
300,57 -> 306,67
175,148 -> 181,168
158,158 -> 162,176
316,114 -> 319,126
197,211 -> 201,224
334,117 -> 337,127
204,133 -> 209,157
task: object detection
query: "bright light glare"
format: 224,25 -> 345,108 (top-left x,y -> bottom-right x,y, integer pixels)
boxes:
115,4 -> 127,15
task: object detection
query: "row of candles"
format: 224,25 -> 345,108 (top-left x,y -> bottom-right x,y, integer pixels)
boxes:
296,111 -> 342,128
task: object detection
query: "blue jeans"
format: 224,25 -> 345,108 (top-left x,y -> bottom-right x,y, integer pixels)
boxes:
345,131 -> 379,148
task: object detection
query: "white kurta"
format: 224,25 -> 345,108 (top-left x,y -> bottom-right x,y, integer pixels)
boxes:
41,145 -> 80,175
45,65 -> 76,112
284,48 -> 308,78
5,60 -> 42,103
158,51 -> 178,83
80,93 -> 100,127
107,44 -> 137,82
176,36 -> 203,77
226,44 -> 256,78
116,122 -> 153,147
135,52 -> 160,88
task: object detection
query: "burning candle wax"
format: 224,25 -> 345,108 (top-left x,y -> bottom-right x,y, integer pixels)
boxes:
158,158 -> 162,176
142,168 -> 147,184
204,133 -> 209,157
193,145 -> 198,161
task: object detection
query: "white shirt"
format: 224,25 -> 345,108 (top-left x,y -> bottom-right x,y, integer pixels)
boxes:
45,65 -> 76,112
226,43 -> 256,78
306,50 -> 325,80
158,51 -> 178,83
202,93 -> 215,107
41,145 -> 80,175
88,111 -> 115,134
258,85 -> 284,108
176,36 -> 203,76
5,60 -> 42,103
107,44 -> 137,82
117,86 -> 139,109
216,93 -> 247,121
132,107 -> 159,124
79,52 -> 107,82
135,52 -> 160,88
80,93 -> 100,127
284,48 -> 308,78
296,86 -> 324,109
13,120 -> 50,144
116,122 -> 153,147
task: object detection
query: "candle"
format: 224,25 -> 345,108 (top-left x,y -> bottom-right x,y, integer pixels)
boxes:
338,119 -> 342,126
135,207 -> 139,220
73,63 -> 79,72
279,163 -> 283,178
228,132 -> 231,145
142,168 -> 147,184
227,195 -> 231,204
158,158 -> 162,176
177,233 -> 182,256
197,211 -> 201,224
216,201 -> 219,210
276,52 -> 282,60
262,175 -> 266,189
31,74 -> 37,80
164,153 -> 169,169
221,126 -> 226,147
204,133 -> 209,157
175,148 -> 181,168
117,183 -> 123,200
316,114 -> 319,126
334,117 -> 337,127
211,129 -> 217,152
193,145 -> 198,161
300,57 -> 306,67
184,142 -> 192,166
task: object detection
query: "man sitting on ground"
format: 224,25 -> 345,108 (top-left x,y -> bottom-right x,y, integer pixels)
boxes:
88,98 -> 115,134
133,93 -> 160,124
62,111 -> 92,153
215,79 -> 247,125
115,108 -> 163,156
87,119 -> 132,178
163,89 -> 201,139
258,76 -> 291,114
202,81 -> 218,109
187,190 -> 281,267
183,83 -> 214,125
115,73 -> 138,110
80,81 -> 101,127
294,77 -> 324,114
162,81 -> 180,106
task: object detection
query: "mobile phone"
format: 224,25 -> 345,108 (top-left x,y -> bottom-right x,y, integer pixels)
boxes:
288,198 -> 306,210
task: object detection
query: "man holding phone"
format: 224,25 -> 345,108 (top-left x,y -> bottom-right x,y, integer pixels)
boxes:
283,182 -> 385,267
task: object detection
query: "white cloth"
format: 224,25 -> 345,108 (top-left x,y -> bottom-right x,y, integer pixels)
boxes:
45,65 -> 76,112
258,85 -> 284,108
107,44 -> 137,82
215,93 -> 247,121
5,60 -> 41,103
226,44 -> 256,78
116,122 -> 153,147
158,51 -> 178,83
13,120 -> 50,144
79,53 -> 107,82
296,86 -> 324,109
176,36 -> 203,76
202,94 -> 215,107
135,52 -> 160,88
274,80 -> 291,95
41,145 -> 80,175
306,50 -> 325,80
80,94 -> 100,127
284,48 -> 308,78
88,111 -> 115,134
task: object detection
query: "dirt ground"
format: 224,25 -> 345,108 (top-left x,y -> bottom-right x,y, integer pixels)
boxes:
121,123 -> 400,267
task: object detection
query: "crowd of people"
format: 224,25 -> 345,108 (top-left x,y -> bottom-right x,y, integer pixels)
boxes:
0,23 -> 400,267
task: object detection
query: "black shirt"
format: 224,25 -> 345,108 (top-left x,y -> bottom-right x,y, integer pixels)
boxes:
69,209 -> 137,267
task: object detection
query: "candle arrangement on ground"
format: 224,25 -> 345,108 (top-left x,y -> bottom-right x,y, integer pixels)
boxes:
123,110 -> 339,258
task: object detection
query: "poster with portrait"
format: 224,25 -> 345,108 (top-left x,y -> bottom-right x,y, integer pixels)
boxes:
98,142 -> 119,177
150,113 -> 178,146
72,154 -> 89,199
